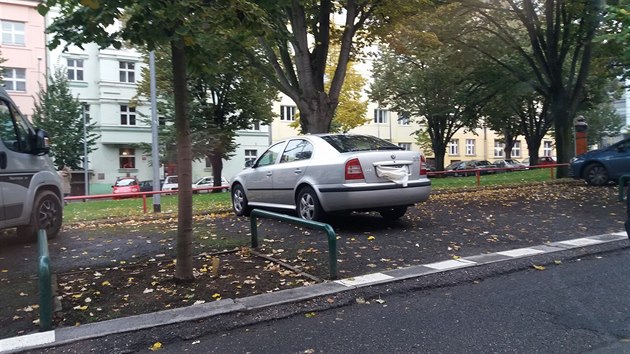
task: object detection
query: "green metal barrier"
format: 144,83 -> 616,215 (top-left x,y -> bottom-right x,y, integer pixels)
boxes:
250,209 -> 338,280
37,229 -> 52,331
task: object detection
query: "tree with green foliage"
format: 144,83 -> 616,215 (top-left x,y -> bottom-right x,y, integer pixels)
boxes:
136,44 -> 277,191
459,0 -> 608,177
32,68 -> 99,170
235,0 -> 418,134
580,102 -> 625,146
39,0 -> 267,281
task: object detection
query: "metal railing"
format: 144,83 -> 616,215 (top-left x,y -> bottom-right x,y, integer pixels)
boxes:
249,209 -> 338,280
427,163 -> 568,186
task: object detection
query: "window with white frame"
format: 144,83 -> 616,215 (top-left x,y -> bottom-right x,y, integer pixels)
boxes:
398,112 -> 410,125
543,141 -> 553,156
119,61 -> 135,83
1,21 -> 25,46
398,143 -> 412,150
448,139 -> 459,156
67,59 -> 84,81
120,105 -> 136,125
2,68 -> 26,92
465,139 -> 475,155
119,148 -> 135,168
374,109 -> 389,124
245,149 -> 257,164
512,141 -> 521,157
280,105 -> 296,121
494,141 -> 505,157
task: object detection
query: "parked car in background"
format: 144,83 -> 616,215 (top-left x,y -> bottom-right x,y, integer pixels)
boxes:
570,137 -> 630,186
161,175 -> 178,192
537,156 -> 556,166
112,177 -> 140,198
493,159 -> 527,171
192,176 -> 230,193
230,134 -> 432,221
445,160 -> 497,177
139,179 -> 163,192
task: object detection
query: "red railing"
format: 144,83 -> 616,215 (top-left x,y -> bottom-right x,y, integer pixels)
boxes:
427,163 -> 569,186
65,185 -> 229,213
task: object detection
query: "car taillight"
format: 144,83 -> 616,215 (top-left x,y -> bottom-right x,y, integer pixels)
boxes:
345,158 -> 364,180
420,155 -> 427,175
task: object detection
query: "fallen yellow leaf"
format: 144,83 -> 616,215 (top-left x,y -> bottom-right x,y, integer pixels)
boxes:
101,281 -> 111,286
149,342 -> 163,351
532,264 -> 546,271
367,236 -> 375,241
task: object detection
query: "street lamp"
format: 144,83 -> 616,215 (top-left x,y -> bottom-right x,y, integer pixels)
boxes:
149,51 -> 161,213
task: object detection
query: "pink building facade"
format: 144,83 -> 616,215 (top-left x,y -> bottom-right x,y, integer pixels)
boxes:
0,0 -> 46,118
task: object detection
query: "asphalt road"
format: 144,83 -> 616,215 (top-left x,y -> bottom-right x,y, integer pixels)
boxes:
122,246 -> 630,354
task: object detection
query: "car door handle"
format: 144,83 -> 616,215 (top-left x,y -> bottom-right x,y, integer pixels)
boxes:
294,168 -> 302,174
0,151 -> 6,169
266,172 -> 272,177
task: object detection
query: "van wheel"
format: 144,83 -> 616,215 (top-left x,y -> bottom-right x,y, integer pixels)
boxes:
17,191 -> 63,240
379,206 -> 408,221
232,184 -> 251,217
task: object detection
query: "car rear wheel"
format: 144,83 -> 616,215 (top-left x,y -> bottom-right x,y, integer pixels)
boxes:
379,206 -> 408,221
297,187 -> 325,221
584,163 -> 609,186
17,190 -> 63,241
232,184 -> 251,217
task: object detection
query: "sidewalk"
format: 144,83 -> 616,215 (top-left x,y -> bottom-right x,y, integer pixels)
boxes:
1,231 -> 627,353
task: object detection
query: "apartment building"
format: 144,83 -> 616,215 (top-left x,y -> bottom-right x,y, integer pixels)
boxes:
271,94 -> 555,168
0,0 -> 46,117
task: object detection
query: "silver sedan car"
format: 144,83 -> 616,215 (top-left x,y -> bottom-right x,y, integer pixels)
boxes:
230,134 -> 432,221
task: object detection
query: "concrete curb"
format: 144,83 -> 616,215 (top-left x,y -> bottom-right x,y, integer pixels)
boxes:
1,231 -> 627,353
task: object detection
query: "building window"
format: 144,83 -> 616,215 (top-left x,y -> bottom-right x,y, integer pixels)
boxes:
512,141 -> 521,157
543,141 -> 553,157
120,105 -> 136,125
398,143 -> 412,150
1,21 -> 25,46
205,157 -> 212,168
119,148 -> 135,168
158,116 -> 166,126
465,139 -> 475,156
280,105 -> 296,121
245,149 -> 257,165
251,121 -> 260,130
67,59 -> 84,81
2,68 -> 26,92
398,112 -> 410,126
494,141 -> 505,157
448,139 -> 459,156
374,109 -> 389,124
119,61 -> 135,83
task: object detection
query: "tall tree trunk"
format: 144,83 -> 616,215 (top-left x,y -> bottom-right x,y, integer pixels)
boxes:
209,149 -> 224,193
298,93 -> 336,133
172,39 -> 194,281
551,93 -> 573,178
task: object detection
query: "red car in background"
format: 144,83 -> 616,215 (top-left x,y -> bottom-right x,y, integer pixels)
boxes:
112,177 -> 140,198
537,156 -> 556,166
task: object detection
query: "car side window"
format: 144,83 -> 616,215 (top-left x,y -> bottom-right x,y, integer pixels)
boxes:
280,139 -> 313,163
0,99 -> 32,152
256,142 -> 284,167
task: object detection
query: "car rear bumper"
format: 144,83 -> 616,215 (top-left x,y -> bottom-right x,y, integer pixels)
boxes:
316,179 -> 431,212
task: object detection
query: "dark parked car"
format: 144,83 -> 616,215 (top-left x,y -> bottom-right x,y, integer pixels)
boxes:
139,180 -> 163,192
570,138 -> 630,186
493,159 -> 527,171
445,160 -> 497,177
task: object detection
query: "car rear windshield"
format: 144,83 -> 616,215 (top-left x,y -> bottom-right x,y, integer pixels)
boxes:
115,178 -> 137,186
321,135 -> 403,153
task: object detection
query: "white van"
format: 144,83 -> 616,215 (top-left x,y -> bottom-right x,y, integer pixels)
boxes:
0,87 -> 63,239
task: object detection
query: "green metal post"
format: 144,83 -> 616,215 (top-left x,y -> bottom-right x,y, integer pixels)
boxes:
37,229 -> 52,331
249,209 -> 338,279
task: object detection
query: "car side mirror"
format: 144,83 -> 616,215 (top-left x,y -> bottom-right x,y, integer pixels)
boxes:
31,128 -> 50,155
245,160 -> 254,168
618,145 -> 626,153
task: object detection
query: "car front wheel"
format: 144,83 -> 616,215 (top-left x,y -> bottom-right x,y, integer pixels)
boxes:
297,187 -> 325,221
17,191 -> 63,241
232,184 -> 251,217
379,206 -> 408,221
584,163 -> 609,186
